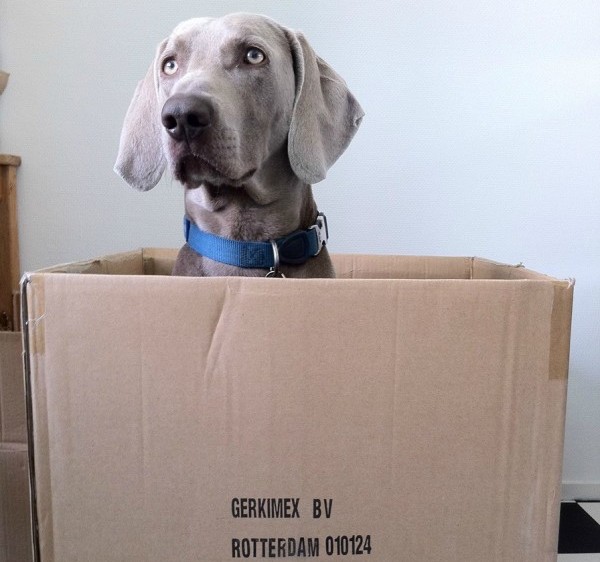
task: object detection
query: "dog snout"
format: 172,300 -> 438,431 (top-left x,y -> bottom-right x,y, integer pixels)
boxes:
161,94 -> 214,142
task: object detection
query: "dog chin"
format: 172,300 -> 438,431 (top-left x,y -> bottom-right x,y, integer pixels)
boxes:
172,155 -> 254,189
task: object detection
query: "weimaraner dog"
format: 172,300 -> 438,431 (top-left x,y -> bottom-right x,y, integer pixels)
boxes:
115,13 -> 364,277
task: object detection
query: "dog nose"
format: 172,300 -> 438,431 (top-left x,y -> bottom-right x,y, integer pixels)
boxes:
161,94 -> 213,141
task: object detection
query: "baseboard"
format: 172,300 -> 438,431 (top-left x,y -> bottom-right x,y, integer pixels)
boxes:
562,483 -> 600,501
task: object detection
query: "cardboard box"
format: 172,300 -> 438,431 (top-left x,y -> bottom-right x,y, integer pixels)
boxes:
0,443 -> 33,562
0,331 -> 27,443
1,332 -> 33,561
21,250 -> 573,561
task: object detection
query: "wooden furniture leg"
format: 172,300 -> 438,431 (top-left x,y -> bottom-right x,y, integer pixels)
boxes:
0,154 -> 22,331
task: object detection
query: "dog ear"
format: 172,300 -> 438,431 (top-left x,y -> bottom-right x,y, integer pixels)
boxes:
114,41 -> 167,191
286,31 -> 364,185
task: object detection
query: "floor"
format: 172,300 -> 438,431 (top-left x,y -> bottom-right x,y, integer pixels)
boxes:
558,502 -> 600,561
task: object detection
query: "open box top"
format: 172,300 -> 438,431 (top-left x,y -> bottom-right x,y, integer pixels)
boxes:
35,248 -> 568,281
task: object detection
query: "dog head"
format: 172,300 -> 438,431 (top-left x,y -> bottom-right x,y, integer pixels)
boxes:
114,13 -> 364,192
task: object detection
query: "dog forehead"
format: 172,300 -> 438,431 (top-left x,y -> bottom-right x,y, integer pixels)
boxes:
169,13 -> 287,51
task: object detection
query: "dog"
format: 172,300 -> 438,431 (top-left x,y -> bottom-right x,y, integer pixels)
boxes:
115,13 -> 364,277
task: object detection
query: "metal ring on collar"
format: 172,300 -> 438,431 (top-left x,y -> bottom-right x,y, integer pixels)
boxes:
266,240 -> 285,278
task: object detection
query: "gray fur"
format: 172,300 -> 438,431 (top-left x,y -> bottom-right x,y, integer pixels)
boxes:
114,13 -> 364,277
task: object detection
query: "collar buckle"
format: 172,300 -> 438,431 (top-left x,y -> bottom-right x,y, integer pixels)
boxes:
309,213 -> 329,255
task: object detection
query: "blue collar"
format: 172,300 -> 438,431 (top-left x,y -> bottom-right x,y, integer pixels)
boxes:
183,213 -> 329,269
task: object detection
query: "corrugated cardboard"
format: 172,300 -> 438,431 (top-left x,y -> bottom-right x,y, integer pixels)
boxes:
22,250 -> 574,562
0,331 -> 27,443
0,443 -> 33,562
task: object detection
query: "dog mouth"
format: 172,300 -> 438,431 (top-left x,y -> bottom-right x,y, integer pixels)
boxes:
173,153 -> 256,189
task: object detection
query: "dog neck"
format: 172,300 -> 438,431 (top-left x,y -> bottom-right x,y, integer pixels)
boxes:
183,154 -> 319,243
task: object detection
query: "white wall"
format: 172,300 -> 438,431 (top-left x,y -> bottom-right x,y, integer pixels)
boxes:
1,0 -> 598,496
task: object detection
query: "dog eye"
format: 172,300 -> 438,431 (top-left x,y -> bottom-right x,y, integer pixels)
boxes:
162,58 -> 178,76
244,47 -> 266,65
